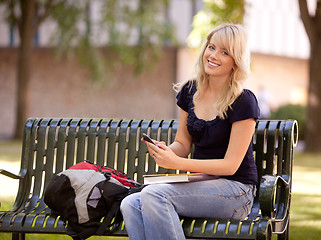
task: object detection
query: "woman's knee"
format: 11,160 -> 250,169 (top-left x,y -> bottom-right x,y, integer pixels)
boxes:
140,184 -> 168,201
120,185 -> 166,213
120,192 -> 140,214
139,184 -> 174,212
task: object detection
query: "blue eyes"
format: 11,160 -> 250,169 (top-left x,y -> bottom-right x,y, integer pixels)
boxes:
208,45 -> 229,56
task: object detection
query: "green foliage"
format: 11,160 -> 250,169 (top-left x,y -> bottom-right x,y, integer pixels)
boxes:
49,0 -> 176,79
271,104 -> 306,140
49,1 -> 88,53
188,0 -> 246,48
99,0 -> 176,74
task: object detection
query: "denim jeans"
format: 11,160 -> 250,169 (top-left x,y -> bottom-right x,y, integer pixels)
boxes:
120,178 -> 256,240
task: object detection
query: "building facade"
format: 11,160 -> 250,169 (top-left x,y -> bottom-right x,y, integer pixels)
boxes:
0,0 -> 311,138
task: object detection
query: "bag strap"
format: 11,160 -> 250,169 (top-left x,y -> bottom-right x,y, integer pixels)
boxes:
96,200 -> 121,235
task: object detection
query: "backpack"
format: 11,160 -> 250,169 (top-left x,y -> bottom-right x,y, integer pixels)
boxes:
44,160 -> 142,240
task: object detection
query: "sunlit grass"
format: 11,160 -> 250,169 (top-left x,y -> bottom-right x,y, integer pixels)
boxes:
290,152 -> 321,240
290,194 -> 321,239
0,140 -> 21,199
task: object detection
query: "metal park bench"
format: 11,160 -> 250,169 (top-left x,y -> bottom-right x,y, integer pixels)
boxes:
0,118 -> 298,240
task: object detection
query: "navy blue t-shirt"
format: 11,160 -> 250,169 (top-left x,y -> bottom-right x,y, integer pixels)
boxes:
176,81 -> 260,185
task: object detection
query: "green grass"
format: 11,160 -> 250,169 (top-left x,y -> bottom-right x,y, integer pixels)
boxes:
1,141 -> 321,239
290,194 -> 321,239
0,140 -> 21,162
288,152 -> 321,240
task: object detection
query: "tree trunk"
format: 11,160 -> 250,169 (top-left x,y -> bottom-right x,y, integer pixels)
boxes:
305,37 -> 321,152
14,0 -> 36,139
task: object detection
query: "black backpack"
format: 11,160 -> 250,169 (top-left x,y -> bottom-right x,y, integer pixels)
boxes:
44,160 -> 142,240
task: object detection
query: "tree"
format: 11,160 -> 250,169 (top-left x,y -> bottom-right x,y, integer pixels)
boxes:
2,0 -> 56,139
298,0 -> 321,152
0,0 -> 174,139
188,0 -> 246,48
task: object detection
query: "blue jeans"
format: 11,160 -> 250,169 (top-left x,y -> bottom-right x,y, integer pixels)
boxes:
120,178 -> 256,240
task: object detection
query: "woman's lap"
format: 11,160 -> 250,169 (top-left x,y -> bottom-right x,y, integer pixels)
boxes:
136,178 -> 255,219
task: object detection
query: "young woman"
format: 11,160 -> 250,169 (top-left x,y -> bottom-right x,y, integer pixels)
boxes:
120,23 -> 260,240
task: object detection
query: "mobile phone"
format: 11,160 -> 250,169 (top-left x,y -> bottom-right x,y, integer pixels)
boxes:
142,134 -> 156,145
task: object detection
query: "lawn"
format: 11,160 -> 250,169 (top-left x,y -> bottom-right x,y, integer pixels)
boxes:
289,152 -> 321,240
1,141 -> 321,240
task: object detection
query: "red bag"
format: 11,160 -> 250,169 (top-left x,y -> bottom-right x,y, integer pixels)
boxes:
70,161 -> 139,187
44,160 -> 141,240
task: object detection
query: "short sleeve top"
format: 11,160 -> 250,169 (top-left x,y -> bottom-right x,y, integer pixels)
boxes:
176,81 -> 260,185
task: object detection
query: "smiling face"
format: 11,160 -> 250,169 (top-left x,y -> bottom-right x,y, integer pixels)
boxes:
203,34 -> 235,81
194,24 -> 250,119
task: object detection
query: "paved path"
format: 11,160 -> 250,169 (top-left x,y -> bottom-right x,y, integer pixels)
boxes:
0,161 -> 19,200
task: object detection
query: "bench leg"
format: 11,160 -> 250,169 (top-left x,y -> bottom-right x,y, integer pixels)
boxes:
12,233 -> 25,240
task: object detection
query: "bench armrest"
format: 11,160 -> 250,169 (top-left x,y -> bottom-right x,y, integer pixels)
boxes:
0,169 -> 26,180
259,174 -> 290,219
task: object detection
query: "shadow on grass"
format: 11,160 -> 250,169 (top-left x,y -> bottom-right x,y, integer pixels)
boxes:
293,153 -> 321,169
0,140 -> 21,162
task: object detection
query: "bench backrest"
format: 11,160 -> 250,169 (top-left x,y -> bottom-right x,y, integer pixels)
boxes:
13,118 -> 298,215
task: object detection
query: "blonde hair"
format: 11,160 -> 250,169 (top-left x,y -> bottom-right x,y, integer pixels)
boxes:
192,23 -> 250,119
